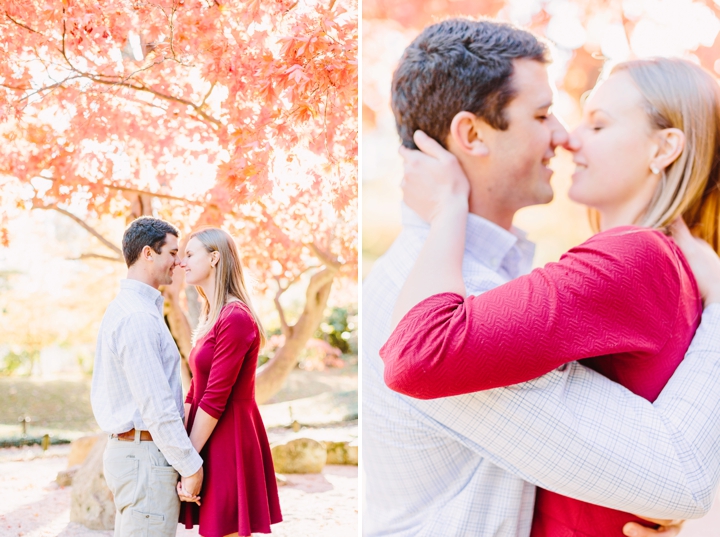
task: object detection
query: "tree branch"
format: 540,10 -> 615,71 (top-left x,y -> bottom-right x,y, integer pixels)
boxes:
4,12 -> 44,36
82,75 -> 222,128
74,253 -> 124,263
34,203 -> 122,257
308,242 -> 341,270
273,279 -> 292,338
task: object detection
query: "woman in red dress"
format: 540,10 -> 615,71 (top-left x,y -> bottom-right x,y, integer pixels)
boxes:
177,227 -> 282,537
380,58 -> 720,536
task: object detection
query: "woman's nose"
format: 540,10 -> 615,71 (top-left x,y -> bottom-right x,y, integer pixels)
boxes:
562,131 -> 582,152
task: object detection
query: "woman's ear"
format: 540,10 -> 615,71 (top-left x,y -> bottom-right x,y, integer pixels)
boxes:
650,127 -> 685,172
448,111 -> 490,157
211,251 -> 220,268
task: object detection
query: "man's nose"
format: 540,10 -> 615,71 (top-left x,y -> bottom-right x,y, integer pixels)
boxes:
548,115 -> 569,148
550,116 -> 581,152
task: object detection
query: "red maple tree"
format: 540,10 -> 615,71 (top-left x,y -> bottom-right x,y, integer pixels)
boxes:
0,0 -> 358,402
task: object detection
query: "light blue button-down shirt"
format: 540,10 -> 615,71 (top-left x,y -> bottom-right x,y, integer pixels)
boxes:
362,206 -> 720,536
92,279 -> 202,477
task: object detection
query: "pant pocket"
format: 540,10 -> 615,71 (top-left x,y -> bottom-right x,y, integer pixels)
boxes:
130,509 -> 165,535
103,455 -> 139,512
149,465 -> 181,532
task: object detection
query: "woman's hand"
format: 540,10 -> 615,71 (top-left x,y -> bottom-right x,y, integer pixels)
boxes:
670,217 -> 720,305
399,130 -> 470,223
623,517 -> 684,537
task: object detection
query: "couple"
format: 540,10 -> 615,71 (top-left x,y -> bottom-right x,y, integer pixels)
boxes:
91,218 -> 282,537
364,17 -> 720,537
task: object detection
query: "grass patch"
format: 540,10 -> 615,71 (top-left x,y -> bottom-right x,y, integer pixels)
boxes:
0,377 -> 97,434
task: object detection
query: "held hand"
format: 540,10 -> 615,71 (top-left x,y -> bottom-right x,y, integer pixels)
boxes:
670,217 -> 720,305
176,481 -> 201,506
181,465 -> 203,497
398,130 -> 470,223
623,517 -> 684,537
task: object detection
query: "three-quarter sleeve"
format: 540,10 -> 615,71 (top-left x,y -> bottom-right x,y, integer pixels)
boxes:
185,377 -> 195,404
198,304 -> 257,419
380,227 -> 688,399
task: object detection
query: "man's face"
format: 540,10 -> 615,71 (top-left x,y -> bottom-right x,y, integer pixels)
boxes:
149,234 -> 180,286
483,59 -> 568,210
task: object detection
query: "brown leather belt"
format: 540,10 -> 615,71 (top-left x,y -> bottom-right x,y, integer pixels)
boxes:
111,428 -> 153,442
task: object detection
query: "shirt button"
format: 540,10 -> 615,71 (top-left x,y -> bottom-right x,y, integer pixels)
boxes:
146,515 -> 149,518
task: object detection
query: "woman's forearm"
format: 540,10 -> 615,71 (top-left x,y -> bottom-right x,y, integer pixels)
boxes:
184,403 -> 191,429
391,197 -> 468,328
188,407 -> 218,453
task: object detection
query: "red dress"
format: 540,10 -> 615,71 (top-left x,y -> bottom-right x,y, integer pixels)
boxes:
380,226 -> 702,536
180,302 -> 282,536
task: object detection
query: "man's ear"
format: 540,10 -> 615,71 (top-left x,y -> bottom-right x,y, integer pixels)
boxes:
448,111 -> 489,157
141,245 -> 154,262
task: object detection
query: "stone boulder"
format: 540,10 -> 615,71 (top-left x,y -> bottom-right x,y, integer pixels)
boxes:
56,465 -> 81,487
324,440 -> 358,465
271,438 -> 327,474
70,434 -> 115,530
68,434 -> 103,467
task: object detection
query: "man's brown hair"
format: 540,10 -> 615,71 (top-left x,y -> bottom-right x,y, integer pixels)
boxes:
391,18 -> 549,148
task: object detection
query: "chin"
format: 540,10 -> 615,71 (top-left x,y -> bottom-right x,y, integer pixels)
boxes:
532,185 -> 554,205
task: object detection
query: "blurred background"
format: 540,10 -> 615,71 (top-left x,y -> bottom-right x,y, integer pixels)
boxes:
362,0 -> 720,275
0,1 -> 357,534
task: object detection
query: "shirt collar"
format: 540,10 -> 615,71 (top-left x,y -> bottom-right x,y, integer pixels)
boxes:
401,204 -> 534,272
120,279 -> 164,313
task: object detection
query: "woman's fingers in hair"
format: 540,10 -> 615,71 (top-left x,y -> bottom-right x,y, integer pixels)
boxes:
413,130 -> 449,160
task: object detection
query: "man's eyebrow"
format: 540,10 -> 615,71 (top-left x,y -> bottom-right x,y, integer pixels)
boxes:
536,101 -> 552,111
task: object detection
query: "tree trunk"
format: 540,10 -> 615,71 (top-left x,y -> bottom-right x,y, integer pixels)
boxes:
255,266 -> 336,404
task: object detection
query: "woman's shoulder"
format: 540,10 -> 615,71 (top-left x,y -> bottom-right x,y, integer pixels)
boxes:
215,300 -> 257,331
575,225 -> 676,260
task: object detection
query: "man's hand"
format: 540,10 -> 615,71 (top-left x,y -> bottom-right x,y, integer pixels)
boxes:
670,217 -> 720,305
398,130 -> 470,223
623,517 -> 684,537
181,465 -> 203,497
176,481 -> 201,506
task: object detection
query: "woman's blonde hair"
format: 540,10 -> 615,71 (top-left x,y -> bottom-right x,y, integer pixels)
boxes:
189,227 -> 266,347
590,57 -> 720,254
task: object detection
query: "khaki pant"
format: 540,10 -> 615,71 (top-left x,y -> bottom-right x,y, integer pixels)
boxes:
103,431 -> 180,537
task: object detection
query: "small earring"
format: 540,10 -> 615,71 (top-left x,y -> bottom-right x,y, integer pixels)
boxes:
650,164 -> 660,175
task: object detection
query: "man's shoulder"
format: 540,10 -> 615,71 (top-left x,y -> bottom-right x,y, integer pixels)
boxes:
99,294 -> 159,335
365,231 -> 425,287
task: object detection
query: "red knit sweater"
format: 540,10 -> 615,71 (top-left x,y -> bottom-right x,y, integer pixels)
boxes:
380,226 -> 702,536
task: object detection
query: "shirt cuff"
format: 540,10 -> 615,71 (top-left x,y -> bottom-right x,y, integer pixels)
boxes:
172,449 -> 203,477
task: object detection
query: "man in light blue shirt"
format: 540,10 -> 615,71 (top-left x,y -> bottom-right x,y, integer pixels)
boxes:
362,18 -> 720,536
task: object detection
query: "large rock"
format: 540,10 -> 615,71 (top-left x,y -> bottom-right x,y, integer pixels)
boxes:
324,440 -> 358,465
56,465 -> 81,487
68,434 -> 103,467
70,434 -> 115,530
271,438 -> 327,474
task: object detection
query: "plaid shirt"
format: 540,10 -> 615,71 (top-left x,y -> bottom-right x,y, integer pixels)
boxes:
91,279 -> 202,477
362,206 -> 720,536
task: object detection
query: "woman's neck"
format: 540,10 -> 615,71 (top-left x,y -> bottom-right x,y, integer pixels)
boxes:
597,197 -> 652,231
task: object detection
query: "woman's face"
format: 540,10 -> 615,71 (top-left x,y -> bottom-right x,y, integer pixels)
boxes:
181,237 -> 215,286
569,71 -> 660,214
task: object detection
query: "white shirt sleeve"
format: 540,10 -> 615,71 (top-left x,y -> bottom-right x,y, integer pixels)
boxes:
413,304 -> 720,519
115,312 -> 203,477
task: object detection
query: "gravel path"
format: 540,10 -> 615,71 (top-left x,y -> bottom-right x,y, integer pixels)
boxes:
0,447 -> 357,537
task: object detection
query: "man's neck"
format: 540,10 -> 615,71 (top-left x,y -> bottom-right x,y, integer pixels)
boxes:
468,191 -> 515,231
126,268 -> 159,290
